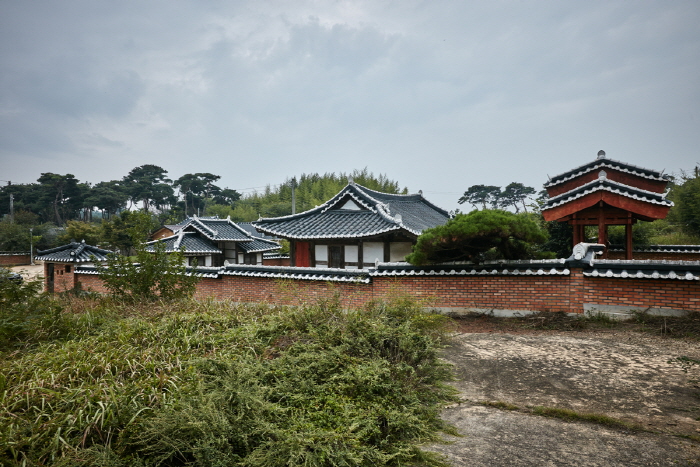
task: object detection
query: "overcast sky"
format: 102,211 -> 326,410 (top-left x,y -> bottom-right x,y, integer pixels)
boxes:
1,1 -> 699,212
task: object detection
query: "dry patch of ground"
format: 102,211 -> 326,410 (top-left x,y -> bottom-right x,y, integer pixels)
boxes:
431,314 -> 700,466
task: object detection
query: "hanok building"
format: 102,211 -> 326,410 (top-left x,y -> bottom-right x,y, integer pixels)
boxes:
35,240 -> 113,293
542,151 -> 673,259
252,182 -> 451,268
146,216 -> 280,267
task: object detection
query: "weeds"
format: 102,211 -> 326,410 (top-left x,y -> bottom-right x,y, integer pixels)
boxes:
0,294 -> 457,466
530,406 -> 645,431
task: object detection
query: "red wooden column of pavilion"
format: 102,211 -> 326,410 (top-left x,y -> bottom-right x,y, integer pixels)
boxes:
541,151 -> 673,259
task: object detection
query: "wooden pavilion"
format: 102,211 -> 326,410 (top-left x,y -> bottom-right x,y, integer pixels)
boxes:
541,151 -> 673,259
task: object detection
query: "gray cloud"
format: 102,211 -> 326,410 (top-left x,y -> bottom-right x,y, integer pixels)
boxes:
1,1 -> 699,210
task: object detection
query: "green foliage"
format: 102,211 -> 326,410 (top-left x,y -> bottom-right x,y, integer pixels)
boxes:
607,223 -> 651,248
541,220 -> 573,258
459,183 -> 536,213
668,166 -> 700,237
458,185 -> 501,210
58,220 -> 103,246
97,241 -> 199,303
0,270 -> 66,350
407,210 -> 549,265
231,169 -> 406,221
100,211 -> 159,254
0,297 -> 456,466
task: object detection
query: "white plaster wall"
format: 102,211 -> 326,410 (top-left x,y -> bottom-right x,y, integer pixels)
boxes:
315,245 -> 328,261
390,242 -> 412,262
345,245 -> 358,262
363,242 -> 384,264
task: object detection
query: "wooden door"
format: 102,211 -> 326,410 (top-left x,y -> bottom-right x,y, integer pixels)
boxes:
329,245 -> 343,268
47,263 -> 54,293
295,241 -> 311,267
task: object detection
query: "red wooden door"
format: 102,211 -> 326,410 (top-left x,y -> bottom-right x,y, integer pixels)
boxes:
295,241 -> 310,267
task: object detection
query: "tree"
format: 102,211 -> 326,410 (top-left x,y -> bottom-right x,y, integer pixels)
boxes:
668,165 -> 700,236
36,173 -> 81,225
173,173 -> 222,217
95,214 -> 199,301
123,165 -> 174,212
100,211 -> 158,254
406,210 -> 549,265
458,185 -> 501,210
498,182 -> 536,213
58,220 -> 102,246
85,181 -> 129,219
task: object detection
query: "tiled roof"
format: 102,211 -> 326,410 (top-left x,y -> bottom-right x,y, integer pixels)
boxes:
236,237 -> 281,254
370,260 -> 570,277
584,259 -> 700,281
252,183 -> 450,240
609,244 -> 700,254
145,231 -> 221,254
237,222 -> 276,240
181,216 -> 252,242
220,264 -> 371,283
544,155 -> 670,188
542,175 -> 673,211
35,241 -> 113,263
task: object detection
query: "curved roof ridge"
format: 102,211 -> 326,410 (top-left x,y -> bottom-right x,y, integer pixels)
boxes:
545,156 -> 669,188
543,177 -> 673,211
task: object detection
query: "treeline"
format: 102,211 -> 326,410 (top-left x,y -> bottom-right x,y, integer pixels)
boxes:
0,167 -> 404,252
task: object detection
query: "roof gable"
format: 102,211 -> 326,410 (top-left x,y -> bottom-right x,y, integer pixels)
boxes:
252,183 -> 450,239
181,216 -> 252,242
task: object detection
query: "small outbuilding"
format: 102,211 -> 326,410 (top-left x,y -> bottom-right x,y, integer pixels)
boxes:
34,240 -> 113,293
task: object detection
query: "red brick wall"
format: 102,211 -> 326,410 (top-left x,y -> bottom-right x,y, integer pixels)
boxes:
0,254 -> 30,266
583,276 -> 700,312
76,274 -> 111,294
371,275 -> 575,313
45,263 -> 77,292
194,276 -> 371,307
70,268 -> 700,314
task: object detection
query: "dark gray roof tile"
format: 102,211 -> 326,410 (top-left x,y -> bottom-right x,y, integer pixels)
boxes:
252,183 -> 450,240
35,241 -> 113,263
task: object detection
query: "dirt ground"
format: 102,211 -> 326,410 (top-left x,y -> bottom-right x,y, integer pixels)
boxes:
430,316 -> 700,466
9,263 -> 44,284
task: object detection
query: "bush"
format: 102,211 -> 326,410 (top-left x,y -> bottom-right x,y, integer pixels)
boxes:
0,270 -> 66,350
407,210 -> 549,265
97,241 -> 199,302
0,297 -> 457,466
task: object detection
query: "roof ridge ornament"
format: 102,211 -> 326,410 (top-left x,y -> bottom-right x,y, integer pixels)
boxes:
597,150 -> 606,159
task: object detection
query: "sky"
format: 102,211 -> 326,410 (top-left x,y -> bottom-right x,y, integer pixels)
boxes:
1,1 -> 699,213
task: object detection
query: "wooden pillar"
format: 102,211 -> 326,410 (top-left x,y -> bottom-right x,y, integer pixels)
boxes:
625,213 -> 633,260
597,202 -> 607,258
572,222 -> 580,246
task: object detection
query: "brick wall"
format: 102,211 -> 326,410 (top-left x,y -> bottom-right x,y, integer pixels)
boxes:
0,253 -> 31,266
67,266 -> 700,314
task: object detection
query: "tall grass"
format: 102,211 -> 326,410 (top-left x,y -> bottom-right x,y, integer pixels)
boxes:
0,293 -> 457,466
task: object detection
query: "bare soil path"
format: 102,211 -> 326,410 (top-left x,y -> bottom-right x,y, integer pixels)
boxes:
431,317 -> 700,466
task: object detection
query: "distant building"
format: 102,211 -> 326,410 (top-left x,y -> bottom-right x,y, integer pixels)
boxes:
252,182 -> 450,268
146,216 -> 280,267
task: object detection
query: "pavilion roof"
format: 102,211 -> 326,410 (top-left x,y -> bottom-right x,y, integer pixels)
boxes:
544,154 -> 670,189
